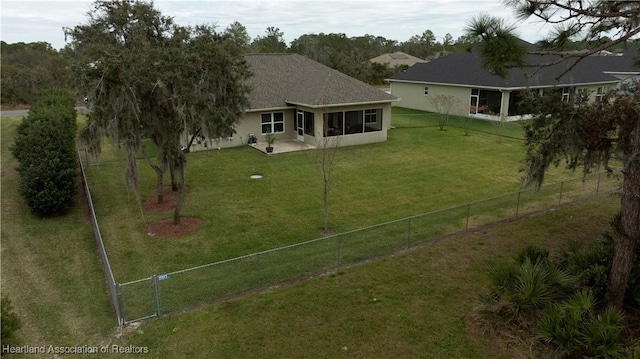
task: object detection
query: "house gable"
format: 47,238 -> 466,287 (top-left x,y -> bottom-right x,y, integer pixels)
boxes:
388,45 -> 639,121
245,53 -> 396,110
183,54 -> 396,152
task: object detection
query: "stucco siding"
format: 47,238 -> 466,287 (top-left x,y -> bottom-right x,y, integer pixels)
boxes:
390,82 -> 471,117
183,103 -> 391,152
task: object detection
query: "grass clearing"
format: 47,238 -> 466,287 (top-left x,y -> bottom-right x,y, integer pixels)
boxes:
119,195 -> 620,358
1,116 -> 115,351
85,107 -> 603,284
1,109 -> 622,358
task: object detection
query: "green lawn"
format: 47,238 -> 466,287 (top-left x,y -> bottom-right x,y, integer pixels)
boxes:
1,116 -> 114,352
85,107 -> 613,283
117,195 -> 621,359
1,110 -> 622,358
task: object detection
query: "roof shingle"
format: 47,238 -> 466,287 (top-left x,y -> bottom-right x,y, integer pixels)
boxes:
245,53 -> 396,110
389,50 -> 639,89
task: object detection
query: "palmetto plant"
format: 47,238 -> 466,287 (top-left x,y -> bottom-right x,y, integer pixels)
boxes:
485,245 -> 576,314
537,290 -> 626,358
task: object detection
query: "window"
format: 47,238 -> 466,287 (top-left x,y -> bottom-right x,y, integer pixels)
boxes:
303,111 -> 315,136
323,108 -> 383,137
595,87 -> 606,102
364,109 -> 382,132
261,112 -> 284,134
561,87 -> 572,102
424,86 -> 429,96
470,88 -> 479,114
576,88 -> 588,103
324,112 -> 344,136
344,110 -> 363,135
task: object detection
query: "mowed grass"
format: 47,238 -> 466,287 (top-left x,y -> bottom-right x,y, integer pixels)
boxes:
86,107 -> 598,282
120,195 -> 621,359
0,116 -> 115,350
1,112 -> 622,358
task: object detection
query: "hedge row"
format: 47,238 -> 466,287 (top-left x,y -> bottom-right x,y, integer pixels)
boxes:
10,89 -> 78,217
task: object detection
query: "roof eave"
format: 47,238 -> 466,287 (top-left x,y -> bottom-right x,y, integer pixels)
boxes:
285,99 -> 396,109
389,79 -> 622,91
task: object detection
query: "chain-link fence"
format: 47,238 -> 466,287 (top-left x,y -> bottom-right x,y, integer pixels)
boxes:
78,149 -> 122,325
113,171 -> 620,324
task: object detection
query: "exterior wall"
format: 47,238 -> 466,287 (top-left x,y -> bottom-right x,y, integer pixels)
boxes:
390,82 -> 470,117
183,103 -> 392,152
184,108 -> 296,152
308,103 -> 391,148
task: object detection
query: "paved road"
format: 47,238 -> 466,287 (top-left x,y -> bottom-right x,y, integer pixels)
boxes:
0,109 -> 28,117
1,107 -> 88,117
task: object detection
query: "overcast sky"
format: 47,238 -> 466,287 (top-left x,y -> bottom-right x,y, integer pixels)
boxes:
1,0 -> 552,50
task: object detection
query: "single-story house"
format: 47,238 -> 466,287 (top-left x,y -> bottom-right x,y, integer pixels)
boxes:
370,51 -> 427,69
387,44 -> 640,121
184,53 -> 397,152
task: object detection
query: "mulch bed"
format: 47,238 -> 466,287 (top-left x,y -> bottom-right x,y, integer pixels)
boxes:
142,186 -> 204,238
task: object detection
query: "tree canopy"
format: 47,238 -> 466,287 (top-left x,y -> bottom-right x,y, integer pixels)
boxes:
466,0 -> 640,309
66,0 -> 251,224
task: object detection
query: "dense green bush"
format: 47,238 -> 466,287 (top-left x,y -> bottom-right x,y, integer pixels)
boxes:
484,245 -> 576,315
559,215 -> 640,307
1,295 -> 21,346
10,89 -> 77,216
537,290 -> 627,358
480,231 -> 640,357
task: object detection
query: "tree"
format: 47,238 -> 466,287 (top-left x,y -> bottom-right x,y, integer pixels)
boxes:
0,41 -> 72,106
67,0 -> 251,225
429,94 -> 458,130
10,89 -> 78,217
224,21 -> 251,50
399,29 -> 437,59
250,26 -> 287,53
318,113 -> 342,235
465,0 -> 640,309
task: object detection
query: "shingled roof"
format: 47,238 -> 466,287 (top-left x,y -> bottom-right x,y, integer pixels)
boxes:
370,51 -> 427,68
389,49 -> 639,90
245,53 -> 396,110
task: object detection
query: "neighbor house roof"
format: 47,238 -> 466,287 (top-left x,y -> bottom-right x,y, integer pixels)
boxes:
369,51 -> 426,68
245,53 -> 396,110
388,48 -> 639,90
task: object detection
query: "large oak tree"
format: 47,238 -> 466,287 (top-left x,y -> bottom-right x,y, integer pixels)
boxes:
67,0 -> 250,224
466,0 -> 640,309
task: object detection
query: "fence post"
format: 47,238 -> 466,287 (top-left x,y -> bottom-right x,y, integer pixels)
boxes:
256,254 -> 261,286
407,218 -> 412,249
465,204 -> 470,231
118,283 -> 126,325
336,236 -> 341,266
515,191 -> 521,218
152,275 -> 162,317
558,181 -> 564,206
596,172 -> 601,195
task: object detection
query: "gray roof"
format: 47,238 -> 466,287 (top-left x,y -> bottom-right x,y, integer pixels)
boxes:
370,51 -> 427,68
245,53 -> 396,110
389,49 -> 639,89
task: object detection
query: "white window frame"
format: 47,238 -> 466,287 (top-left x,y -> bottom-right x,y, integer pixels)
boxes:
261,112 -> 285,135
364,109 -> 379,124
561,87 -> 572,102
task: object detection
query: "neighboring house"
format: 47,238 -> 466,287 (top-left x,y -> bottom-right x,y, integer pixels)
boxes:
370,52 -> 427,69
388,44 -> 640,121
184,53 -> 397,152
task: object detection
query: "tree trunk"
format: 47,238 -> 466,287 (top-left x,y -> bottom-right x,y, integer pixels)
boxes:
607,124 -> 640,309
172,159 -> 186,226
140,145 -> 165,204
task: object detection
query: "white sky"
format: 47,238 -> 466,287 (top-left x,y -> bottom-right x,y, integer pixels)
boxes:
0,0 -> 552,50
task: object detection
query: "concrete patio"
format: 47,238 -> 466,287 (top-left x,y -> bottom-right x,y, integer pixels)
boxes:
250,139 -> 316,154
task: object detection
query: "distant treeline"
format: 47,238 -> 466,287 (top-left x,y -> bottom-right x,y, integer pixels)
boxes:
2,23 -> 634,107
